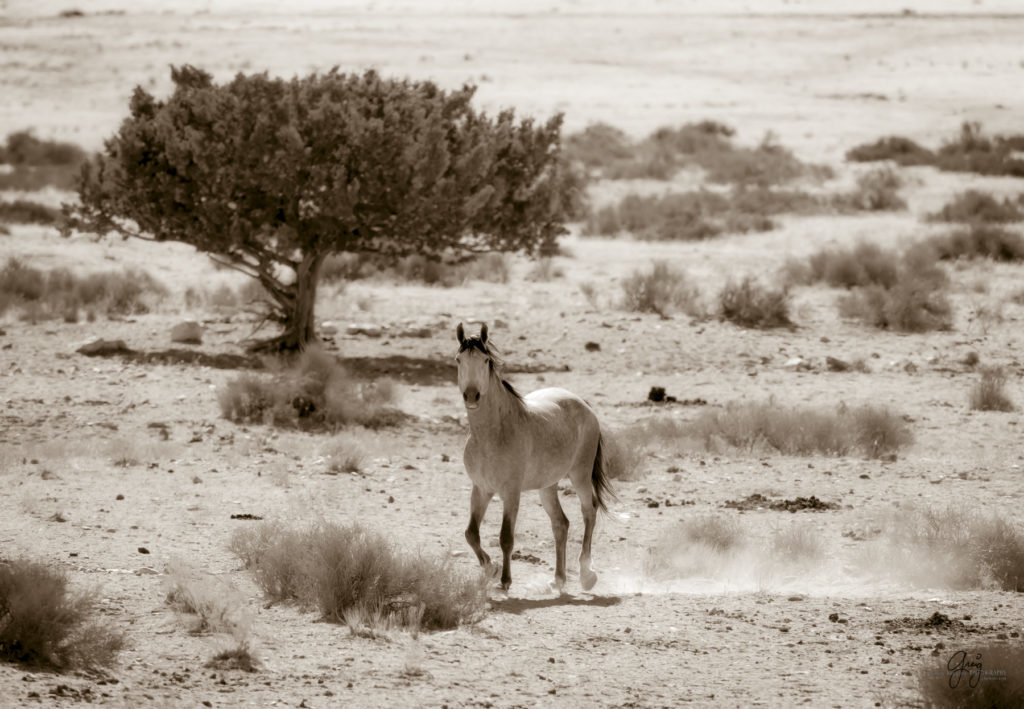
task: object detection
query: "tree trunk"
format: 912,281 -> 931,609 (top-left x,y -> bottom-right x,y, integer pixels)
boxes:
250,251 -> 327,353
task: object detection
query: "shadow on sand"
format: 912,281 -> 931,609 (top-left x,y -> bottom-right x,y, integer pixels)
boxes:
489,594 -> 623,615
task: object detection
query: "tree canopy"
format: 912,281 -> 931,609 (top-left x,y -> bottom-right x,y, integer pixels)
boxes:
70,65 -> 575,350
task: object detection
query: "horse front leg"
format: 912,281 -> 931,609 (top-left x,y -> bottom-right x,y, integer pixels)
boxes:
465,485 -> 495,576
499,493 -> 521,591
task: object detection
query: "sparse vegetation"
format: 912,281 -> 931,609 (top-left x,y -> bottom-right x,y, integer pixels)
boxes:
784,241 -> 900,289
621,401 -> 912,459
838,280 -> 953,332
230,521 -> 488,631
770,523 -> 825,563
0,257 -> 168,320
218,347 -> 402,430
833,167 -> 907,212
0,199 -> 62,225
0,558 -> 124,669
163,561 -> 251,637
717,277 -> 792,329
928,190 -> 1024,224
206,643 -> 259,672
869,506 -> 1024,591
0,130 -> 87,191
566,121 -> 831,186
620,261 -> 703,317
969,366 -> 1015,412
645,514 -> 743,579
319,252 -> 511,287
918,224 -> 1024,262
847,122 -> 1024,177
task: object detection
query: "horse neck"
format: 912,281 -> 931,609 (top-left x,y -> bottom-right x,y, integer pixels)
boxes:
467,371 -> 525,440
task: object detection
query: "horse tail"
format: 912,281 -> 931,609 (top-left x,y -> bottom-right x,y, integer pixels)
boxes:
591,433 -> 615,513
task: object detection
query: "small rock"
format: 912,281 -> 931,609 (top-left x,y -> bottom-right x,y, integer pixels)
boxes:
826,356 -> 850,372
115,494 -> 124,501
170,320 -> 203,344
829,613 -> 840,622
584,341 -> 601,352
137,547 -> 150,554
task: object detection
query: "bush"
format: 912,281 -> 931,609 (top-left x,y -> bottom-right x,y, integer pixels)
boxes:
319,252 -> 510,287
847,122 -> 1024,177
0,558 -> 124,669
622,401 -> 912,459
230,522 -> 488,631
929,190 -> 1024,224
0,257 -> 167,319
838,280 -> 953,332
921,225 -> 1024,262
0,131 -> 87,191
785,242 -> 901,289
619,261 -> 702,317
845,135 -> 934,165
918,643 -> 1024,709
874,506 -> 1024,591
645,514 -> 744,579
717,277 -> 792,328
164,561 -> 251,637
969,366 -> 1015,412
833,167 -> 907,212
0,199 -> 62,225
218,347 -> 402,430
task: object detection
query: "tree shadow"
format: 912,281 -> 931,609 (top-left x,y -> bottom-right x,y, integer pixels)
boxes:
489,594 -> 623,615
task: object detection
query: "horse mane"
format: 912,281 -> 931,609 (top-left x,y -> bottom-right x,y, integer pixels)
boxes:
459,335 -> 524,405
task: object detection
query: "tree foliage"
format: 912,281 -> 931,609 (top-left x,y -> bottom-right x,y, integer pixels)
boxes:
69,66 -> 574,350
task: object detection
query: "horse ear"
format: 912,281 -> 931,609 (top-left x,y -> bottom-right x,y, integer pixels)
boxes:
480,323 -> 488,344
456,322 -> 465,345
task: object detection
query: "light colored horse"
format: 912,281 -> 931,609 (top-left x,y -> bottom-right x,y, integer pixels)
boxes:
455,322 -> 613,592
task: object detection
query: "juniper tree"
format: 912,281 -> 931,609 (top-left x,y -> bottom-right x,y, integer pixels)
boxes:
70,66 -> 576,351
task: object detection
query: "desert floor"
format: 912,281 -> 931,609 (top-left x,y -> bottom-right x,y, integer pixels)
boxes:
1,2 -> 1024,708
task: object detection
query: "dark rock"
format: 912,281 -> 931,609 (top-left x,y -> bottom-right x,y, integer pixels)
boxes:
585,341 -> 601,352
77,339 -> 131,356
826,356 -> 851,372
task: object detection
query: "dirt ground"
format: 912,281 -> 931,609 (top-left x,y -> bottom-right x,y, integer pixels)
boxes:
2,2 -> 1024,707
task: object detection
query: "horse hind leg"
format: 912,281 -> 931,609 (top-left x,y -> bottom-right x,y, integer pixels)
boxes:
465,485 -> 496,577
577,487 -> 599,591
539,485 -> 569,593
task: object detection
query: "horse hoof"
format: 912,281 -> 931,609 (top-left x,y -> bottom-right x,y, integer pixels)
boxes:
548,579 -> 566,595
500,579 -> 511,591
580,569 -> 598,591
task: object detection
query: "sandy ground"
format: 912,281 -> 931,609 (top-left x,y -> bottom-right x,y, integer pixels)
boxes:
2,2 -> 1024,708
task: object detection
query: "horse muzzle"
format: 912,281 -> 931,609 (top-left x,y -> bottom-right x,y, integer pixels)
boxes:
462,388 -> 481,409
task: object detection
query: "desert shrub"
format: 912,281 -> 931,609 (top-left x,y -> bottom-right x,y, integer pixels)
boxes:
206,643 -> 259,672
770,523 -> 825,563
0,257 -> 167,319
164,561 -> 251,637
846,135 -> 934,165
619,261 -> 702,317
717,277 -> 792,328
921,224 -> 1024,262
838,280 -> 953,332
230,521 -> 488,630
218,347 -> 402,430
785,241 -> 901,289
320,252 -> 510,287
645,514 -> 743,579
928,190 -> 1024,224
918,643 -> 1024,709
699,132 -> 831,187
874,506 -> 1024,591
969,366 -> 1015,412
322,433 -> 369,474
833,166 -> 907,211
563,122 -> 638,176
0,199 -> 61,225
0,558 -> 124,669
601,429 -> 647,481
624,401 -> 912,459
584,187 -> 820,241
847,123 -> 1024,177
0,130 -> 86,191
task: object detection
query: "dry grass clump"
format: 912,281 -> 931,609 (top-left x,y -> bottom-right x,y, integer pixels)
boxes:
868,506 -> 1024,591
619,402 -> 911,459
833,166 -> 907,212
769,523 -> 825,564
847,122 -> 1024,178
0,558 -> 124,669
838,280 -> 953,332
645,514 -> 744,579
163,561 -> 252,637
620,261 -> 703,317
0,257 -> 167,321
206,642 -> 259,673
784,241 -> 900,289
584,188 -> 821,241
0,199 -> 62,225
230,522 -> 488,631
917,643 -> 1024,709
565,121 -> 831,185
969,366 -> 1015,412
717,277 -> 792,329
321,432 -> 369,474
219,347 -> 402,430
920,224 -> 1024,262
928,190 -> 1024,224
0,130 -> 87,191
